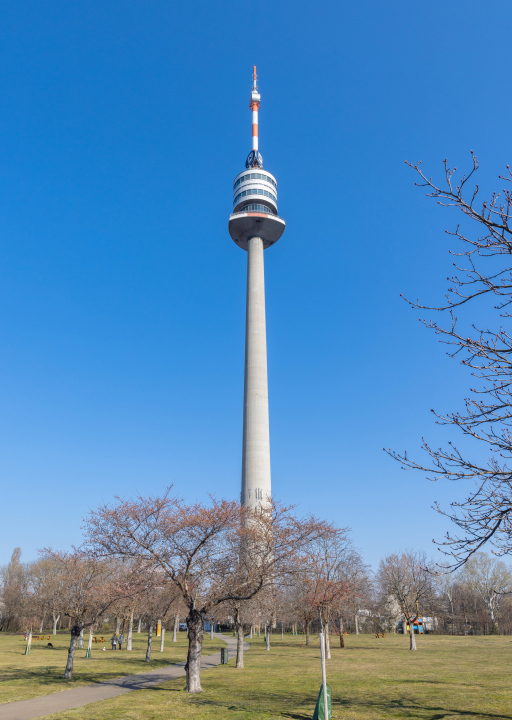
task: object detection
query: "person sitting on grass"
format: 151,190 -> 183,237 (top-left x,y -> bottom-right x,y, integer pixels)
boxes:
111,634 -> 118,651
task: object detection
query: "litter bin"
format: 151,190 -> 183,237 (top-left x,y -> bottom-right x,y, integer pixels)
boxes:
220,648 -> 229,664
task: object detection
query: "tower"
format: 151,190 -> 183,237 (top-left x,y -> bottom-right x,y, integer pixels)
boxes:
229,67 -> 285,510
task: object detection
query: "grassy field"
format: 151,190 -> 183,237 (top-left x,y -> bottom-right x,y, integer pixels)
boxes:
35,633 -> 512,720
0,630 -> 224,705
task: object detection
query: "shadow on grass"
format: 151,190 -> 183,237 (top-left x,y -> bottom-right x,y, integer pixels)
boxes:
0,658 -> 185,687
192,690 -> 511,720
336,696 -> 512,720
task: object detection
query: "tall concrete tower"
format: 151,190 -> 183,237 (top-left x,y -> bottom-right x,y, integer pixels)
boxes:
229,67 -> 285,510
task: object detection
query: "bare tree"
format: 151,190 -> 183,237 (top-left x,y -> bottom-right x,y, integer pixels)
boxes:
28,558 -> 66,635
378,551 -> 435,650
301,529 -> 352,657
289,566 -> 316,646
0,548 -> 29,631
41,550 -> 146,678
332,549 -> 373,642
460,552 -> 512,633
85,489 -> 330,692
388,158 -> 512,568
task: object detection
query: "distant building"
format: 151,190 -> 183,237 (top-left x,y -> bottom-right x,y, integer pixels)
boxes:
399,616 -> 437,634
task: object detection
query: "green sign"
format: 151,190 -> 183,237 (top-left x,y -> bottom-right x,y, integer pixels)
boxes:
312,684 -> 332,720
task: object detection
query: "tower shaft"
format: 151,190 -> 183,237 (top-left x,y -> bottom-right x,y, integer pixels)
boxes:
241,236 -> 271,508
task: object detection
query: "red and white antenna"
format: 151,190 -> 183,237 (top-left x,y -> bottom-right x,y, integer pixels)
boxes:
250,65 -> 261,152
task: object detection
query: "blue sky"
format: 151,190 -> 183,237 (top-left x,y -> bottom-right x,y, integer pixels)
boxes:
1,0 -> 511,568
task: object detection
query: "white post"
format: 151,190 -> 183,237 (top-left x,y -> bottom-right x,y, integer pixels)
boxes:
319,631 -> 329,720
160,627 -> 165,652
241,236 -> 271,509
127,611 -> 134,651
87,627 -> 93,657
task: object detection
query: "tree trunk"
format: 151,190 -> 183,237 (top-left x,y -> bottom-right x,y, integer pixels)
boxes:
210,622 -> 213,641
355,612 -> 359,635
137,617 -> 142,633
39,616 -> 44,633
52,613 -> 60,635
249,625 -> 253,638
234,606 -> 244,669
281,622 -> 284,640
185,608 -> 204,693
78,628 -> 84,649
127,611 -> 134,651
64,625 -> 81,679
409,620 -> 417,650
145,624 -> 153,662
265,627 -> 270,651
305,617 -> 310,646
172,614 -> 178,642
160,627 -> 165,652
339,617 -> 345,648
115,617 -> 121,634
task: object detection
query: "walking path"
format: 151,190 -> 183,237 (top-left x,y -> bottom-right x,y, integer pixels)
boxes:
0,633 -> 248,720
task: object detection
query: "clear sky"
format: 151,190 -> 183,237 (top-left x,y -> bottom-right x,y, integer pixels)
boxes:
1,0 -> 511,568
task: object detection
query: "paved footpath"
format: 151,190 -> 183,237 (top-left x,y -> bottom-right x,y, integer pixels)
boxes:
0,633 -> 247,720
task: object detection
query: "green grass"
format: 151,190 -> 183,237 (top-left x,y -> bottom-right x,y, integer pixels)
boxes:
38,633 -> 512,720
0,630 -> 224,705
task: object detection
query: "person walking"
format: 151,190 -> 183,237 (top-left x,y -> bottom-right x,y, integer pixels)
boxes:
119,632 -> 124,650
111,634 -> 118,651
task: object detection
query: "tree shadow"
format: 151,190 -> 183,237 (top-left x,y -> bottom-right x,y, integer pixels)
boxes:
0,660 -> 184,689
192,690 -> 511,720
336,696 -> 512,720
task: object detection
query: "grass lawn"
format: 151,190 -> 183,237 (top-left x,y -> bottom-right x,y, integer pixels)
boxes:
0,630 -> 224,705
37,632 -> 512,720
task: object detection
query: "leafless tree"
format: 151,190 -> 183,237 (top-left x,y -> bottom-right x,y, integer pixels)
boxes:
294,528 -> 352,656
459,552 -> 512,633
0,548 -> 29,631
85,488 -> 330,692
28,557 -> 66,634
378,550 -> 435,650
41,550 -> 148,678
388,158 -> 512,568
332,549 -> 373,641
